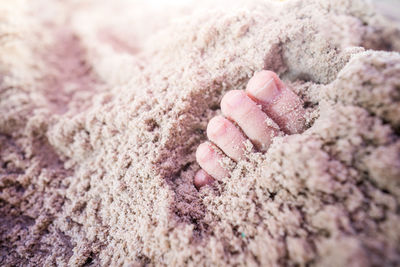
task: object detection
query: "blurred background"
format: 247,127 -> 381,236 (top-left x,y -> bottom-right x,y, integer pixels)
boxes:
143,0 -> 399,21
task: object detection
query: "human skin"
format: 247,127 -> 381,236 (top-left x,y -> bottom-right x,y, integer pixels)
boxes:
194,70 -> 306,188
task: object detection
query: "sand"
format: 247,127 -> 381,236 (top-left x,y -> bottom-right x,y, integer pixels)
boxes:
0,0 -> 399,265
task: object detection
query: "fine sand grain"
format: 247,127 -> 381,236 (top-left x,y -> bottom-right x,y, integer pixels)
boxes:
1,0 -> 400,266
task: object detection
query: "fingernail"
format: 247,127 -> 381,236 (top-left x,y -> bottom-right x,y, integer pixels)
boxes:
196,143 -> 213,162
249,78 -> 280,103
194,169 -> 214,189
226,91 -> 245,108
208,117 -> 227,137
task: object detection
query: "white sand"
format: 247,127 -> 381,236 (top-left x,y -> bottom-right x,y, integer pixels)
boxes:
0,0 -> 400,265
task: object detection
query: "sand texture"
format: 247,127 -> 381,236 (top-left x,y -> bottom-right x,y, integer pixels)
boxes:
1,0 -> 400,266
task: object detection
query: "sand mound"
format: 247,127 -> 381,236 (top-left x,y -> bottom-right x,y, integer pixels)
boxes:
1,0 -> 400,265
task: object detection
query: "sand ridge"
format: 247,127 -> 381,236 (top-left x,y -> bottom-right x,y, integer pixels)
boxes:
0,0 -> 400,265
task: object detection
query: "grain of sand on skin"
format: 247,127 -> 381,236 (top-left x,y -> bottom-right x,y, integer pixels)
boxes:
0,0 -> 400,266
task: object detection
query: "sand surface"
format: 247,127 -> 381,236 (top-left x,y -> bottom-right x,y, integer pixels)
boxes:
1,0 -> 400,265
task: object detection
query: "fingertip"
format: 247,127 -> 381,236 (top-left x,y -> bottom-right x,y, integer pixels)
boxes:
196,142 -> 213,163
207,115 -> 227,140
194,169 -> 214,189
221,90 -> 246,115
246,70 -> 282,104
